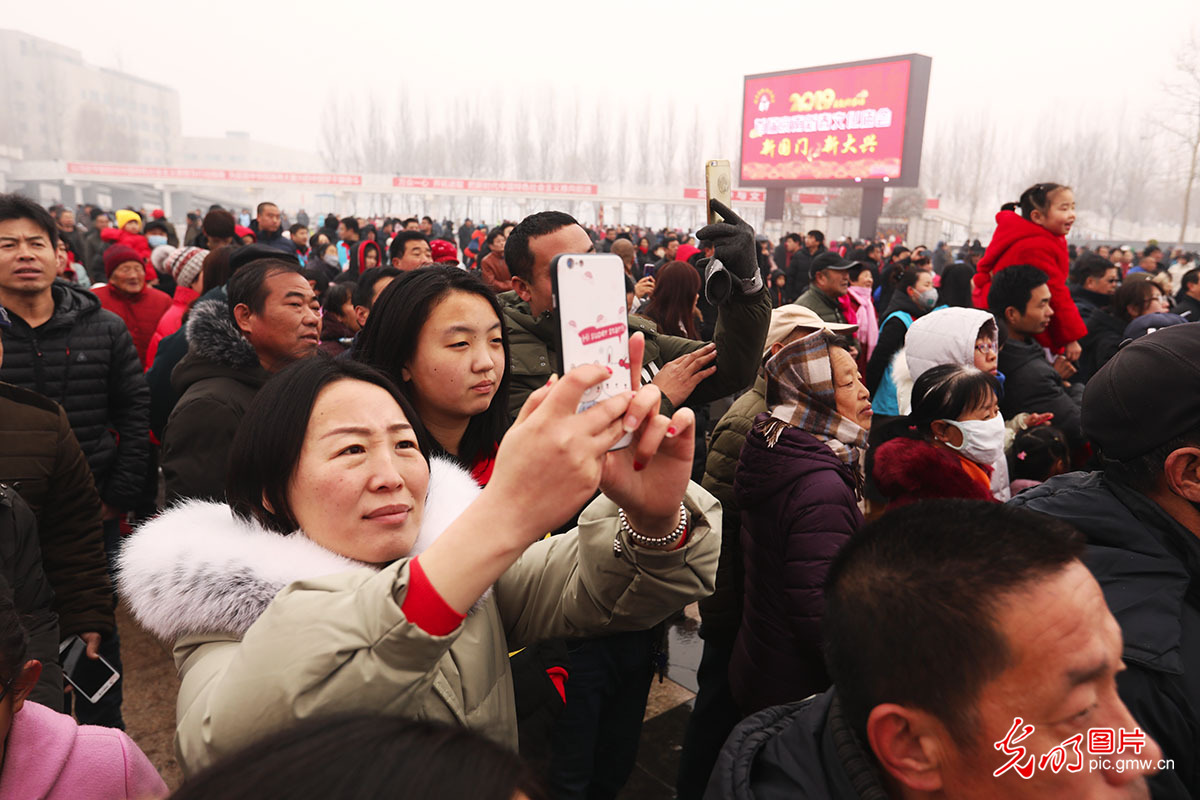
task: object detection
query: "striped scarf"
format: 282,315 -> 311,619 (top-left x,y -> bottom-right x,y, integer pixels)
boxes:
756,331 -> 869,485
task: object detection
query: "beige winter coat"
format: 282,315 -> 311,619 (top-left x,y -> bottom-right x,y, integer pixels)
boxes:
118,458 -> 720,776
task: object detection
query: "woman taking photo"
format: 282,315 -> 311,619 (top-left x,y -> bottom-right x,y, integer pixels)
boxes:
353,266 -> 510,481
730,330 -> 872,715
869,364 -> 1004,506
119,353 -> 717,776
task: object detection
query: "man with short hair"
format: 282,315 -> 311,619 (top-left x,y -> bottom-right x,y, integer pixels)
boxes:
795,251 -> 854,325
458,218 -> 475,251
161,260 -> 320,503
0,193 -> 148,729
419,216 -> 434,237
337,216 -> 360,272
989,265 -> 1084,445
652,234 -> 679,273
502,204 -> 769,798
53,207 -> 84,263
708,500 -> 1163,797
352,266 -> 400,327
1010,324 -> 1200,798
1071,252 -> 1121,321
785,230 -> 827,301
401,217 -> 420,231
253,202 -> 296,256
389,231 -> 433,272
676,305 -> 858,800
289,223 -> 310,262
1175,267 -> 1200,319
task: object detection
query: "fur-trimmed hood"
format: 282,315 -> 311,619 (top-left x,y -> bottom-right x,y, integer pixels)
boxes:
184,297 -> 259,371
871,437 -> 994,506
118,457 -> 482,642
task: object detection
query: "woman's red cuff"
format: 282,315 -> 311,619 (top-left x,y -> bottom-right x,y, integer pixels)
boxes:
402,558 -> 465,636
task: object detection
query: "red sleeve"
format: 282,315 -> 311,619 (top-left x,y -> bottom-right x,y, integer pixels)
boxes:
401,558 -> 465,636
100,227 -> 119,242
1013,242 -> 1088,349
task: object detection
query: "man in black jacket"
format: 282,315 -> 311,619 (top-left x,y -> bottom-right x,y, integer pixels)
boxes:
0,193 -> 147,729
784,230 -> 826,302
989,265 -> 1084,446
1177,267 -> 1200,320
1010,324 -> 1200,799
1070,252 -> 1120,322
707,501 -> 1164,799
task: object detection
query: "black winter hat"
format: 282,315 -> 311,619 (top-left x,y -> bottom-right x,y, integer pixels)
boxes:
1082,323 -> 1200,461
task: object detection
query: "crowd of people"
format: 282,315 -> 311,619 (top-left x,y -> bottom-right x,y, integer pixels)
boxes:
0,180 -> 1197,799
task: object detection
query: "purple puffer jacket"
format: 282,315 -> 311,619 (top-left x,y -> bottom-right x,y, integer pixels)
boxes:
729,415 -> 863,715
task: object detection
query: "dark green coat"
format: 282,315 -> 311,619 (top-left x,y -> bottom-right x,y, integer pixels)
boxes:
500,288 -> 771,421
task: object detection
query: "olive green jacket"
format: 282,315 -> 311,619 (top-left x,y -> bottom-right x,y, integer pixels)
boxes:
499,288 -> 771,420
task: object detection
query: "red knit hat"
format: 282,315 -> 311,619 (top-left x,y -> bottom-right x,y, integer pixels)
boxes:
103,244 -> 144,277
430,239 -> 458,263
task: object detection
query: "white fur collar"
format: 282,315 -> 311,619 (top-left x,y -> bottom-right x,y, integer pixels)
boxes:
117,457 -> 483,641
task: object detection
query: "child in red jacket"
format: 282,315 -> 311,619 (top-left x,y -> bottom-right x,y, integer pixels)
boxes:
971,183 -> 1086,361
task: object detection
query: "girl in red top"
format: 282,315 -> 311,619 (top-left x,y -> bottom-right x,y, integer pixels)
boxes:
972,183 -> 1086,360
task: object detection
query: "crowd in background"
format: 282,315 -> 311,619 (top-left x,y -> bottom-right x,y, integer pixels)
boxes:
0,180 -> 1198,799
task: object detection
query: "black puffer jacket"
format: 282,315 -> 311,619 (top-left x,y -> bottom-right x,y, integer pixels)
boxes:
1010,472 -> 1200,799
1076,307 -> 1126,383
996,336 -> 1084,447
704,689 -> 889,799
161,298 -> 268,504
0,281 -> 149,510
0,484 -> 62,710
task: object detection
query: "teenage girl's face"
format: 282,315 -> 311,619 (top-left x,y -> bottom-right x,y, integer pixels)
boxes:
402,291 -> 505,428
1033,188 -> 1076,237
974,335 -> 999,374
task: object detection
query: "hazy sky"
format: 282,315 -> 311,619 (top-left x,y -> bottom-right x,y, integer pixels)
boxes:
8,0 -> 1200,155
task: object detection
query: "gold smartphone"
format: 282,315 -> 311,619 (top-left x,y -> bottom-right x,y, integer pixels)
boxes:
705,159 -> 733,225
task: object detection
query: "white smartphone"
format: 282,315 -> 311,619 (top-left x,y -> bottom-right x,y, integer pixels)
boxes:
59,635 -> 120,704
551,253 -> 634,450
705,159 -> 733,225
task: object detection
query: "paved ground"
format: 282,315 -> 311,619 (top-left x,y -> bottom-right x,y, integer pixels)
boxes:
118,601 -> 705,797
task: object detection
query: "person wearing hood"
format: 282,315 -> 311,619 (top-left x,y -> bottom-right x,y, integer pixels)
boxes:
971,183 -> 1087,360
729,329 -> 871,717
120,354 -> 718,778
1009,324 -> 1200,799
356,239 -> 385,274
91,245 -> 173,368
1069,252 -> 1120,322
1077,275 -> 1167,383
0,579 -> 167,800
870,365 -> 1004,507
160,258 -> 321,504
863,267 -> 938,415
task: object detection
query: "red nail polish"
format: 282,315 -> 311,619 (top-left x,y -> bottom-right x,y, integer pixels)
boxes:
606,366 -> 613,375
666,426 -> 677,437
633,461 -> 645,471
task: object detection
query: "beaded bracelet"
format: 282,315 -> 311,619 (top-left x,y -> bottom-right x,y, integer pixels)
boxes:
612,502 -> 688,557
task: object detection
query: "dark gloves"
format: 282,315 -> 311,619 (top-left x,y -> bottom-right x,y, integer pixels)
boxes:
696,199 -> 763,305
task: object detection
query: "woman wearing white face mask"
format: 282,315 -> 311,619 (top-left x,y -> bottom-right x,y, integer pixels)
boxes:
868,364 -> 1005,506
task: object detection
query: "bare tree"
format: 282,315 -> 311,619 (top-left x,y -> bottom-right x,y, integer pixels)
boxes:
1163,32 -> 1200,245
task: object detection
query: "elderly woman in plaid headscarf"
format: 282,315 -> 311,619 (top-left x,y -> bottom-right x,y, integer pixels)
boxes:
727,329 -> 872,716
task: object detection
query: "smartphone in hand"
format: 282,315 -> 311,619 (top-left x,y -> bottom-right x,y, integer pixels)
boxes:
59,634 -> 120,704
705,159 -> 732,225
552,253 -> 633,450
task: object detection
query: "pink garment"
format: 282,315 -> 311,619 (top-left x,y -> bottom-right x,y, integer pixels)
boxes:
845,285 -> 879,360
145,284 -> 200,371
0,701 -> 167,800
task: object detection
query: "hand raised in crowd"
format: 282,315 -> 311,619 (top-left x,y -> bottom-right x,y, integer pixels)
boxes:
489,333 -> 677,541
652,343 -> 718,407
696,200 -> 757,281
634,276 -> 655,299
599,333 -> 696,541
1026,412 -> 1055,427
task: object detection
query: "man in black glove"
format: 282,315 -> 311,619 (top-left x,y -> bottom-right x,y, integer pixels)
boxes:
498,199 -> 770,800
502,199 -> 771,419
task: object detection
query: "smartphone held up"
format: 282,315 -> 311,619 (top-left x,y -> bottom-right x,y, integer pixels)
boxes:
551,253 -> 634,450
705,159 -> 732,225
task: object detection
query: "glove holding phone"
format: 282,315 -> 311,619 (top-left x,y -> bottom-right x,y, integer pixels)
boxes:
696,199 -> 763,306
